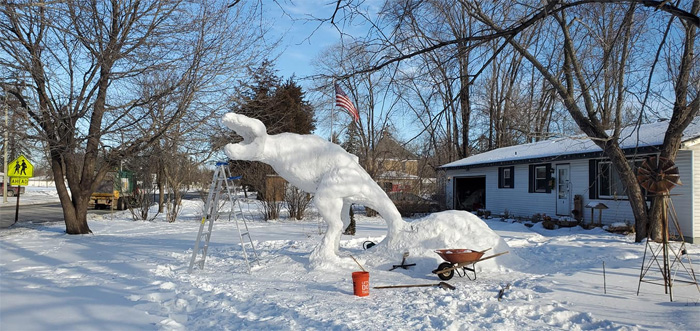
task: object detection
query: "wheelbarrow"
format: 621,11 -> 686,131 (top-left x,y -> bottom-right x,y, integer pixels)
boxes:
431,248 -> 509,281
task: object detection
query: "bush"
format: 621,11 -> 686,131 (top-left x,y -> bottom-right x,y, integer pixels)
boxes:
285,185 -> 312,220
388,192 -> 439,217
259,185 -> 282,221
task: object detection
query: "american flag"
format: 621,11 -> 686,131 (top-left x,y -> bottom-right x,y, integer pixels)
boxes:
335,83 -> 360,122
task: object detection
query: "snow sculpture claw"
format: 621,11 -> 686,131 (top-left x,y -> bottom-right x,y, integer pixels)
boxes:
222,112 -> 406,267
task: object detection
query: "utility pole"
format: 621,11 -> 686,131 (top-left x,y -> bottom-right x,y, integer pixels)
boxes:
3,89 -> 8,203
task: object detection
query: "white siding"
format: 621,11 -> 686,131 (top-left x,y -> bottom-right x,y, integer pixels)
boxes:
444,144 -> 698,243
447,160 -> 640,224
695,149 -> 699,242
488,164 -> 554,217
671,150 -> 694,241
575,157 -> 638,225
689,147 -> 699,243
694,149 -> 699,242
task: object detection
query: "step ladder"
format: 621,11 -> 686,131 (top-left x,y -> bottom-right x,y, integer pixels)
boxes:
188,161 -> 259,273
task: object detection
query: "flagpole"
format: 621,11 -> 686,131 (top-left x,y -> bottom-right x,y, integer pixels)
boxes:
330,79 -> 335,142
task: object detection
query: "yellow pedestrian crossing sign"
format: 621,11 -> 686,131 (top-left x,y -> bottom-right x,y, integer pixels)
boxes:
10,177 -> 28,186
8,155 -> 34,178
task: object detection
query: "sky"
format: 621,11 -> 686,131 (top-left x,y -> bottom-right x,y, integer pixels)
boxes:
267,1 -> 351,81
266,1 -> 424,142
252,1 -> 367,140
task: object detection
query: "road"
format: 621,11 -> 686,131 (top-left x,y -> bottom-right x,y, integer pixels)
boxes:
0,202 -> 116,228
0,191 -> 203,228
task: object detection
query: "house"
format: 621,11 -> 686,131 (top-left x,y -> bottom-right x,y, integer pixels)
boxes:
371,131 -> 421,193
440,118 -> 700,243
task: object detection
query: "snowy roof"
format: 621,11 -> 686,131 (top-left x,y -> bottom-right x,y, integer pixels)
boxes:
376,171 -> 419,180
441,117 -> 700,169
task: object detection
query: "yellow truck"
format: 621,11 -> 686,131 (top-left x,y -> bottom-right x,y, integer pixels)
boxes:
89,171 -> 135,210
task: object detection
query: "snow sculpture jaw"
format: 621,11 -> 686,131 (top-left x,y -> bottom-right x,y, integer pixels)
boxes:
222,112 -> 407,268
222,112 -> 267,161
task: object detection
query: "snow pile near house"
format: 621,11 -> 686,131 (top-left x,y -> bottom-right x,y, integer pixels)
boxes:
357,210 -> 521,275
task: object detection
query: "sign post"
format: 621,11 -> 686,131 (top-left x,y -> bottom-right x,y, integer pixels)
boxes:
7,155 -> 34,225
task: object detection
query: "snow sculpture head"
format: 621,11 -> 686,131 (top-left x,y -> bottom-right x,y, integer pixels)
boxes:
222,112 -> 406,267
221,113 -> 267,161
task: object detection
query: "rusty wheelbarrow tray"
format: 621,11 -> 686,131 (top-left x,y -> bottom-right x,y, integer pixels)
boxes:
431,248 -> 509,281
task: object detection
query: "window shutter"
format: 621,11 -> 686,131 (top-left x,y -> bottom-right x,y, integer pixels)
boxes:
528,165 -> 534,193
545,163 -> 552,193
589,159 -> 597,199
498,168 -> 504,188
508,166 -> 514,188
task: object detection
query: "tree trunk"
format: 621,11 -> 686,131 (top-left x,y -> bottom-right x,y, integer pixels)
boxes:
600,144 -> 648,240
158,173 -> 165,213
64,195 -> 92,235
457,39 -> 471,158
50,154 -> 92,234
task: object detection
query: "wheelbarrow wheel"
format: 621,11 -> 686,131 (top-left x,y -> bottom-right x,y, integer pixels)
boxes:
436,262 -> 454,281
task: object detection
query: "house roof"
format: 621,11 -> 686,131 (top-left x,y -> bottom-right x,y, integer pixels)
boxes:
374,131 -> 417,160
441,117 -> 700,170
376,170 -> 419,180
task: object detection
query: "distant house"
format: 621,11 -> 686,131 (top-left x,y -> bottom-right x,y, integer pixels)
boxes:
372,131 -> 420,193
440,118 -> 700,243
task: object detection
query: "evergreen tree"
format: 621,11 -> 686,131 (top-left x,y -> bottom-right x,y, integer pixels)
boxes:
341,122 -> 361,156
272,77 -> 316,134
226,62 -> 316,199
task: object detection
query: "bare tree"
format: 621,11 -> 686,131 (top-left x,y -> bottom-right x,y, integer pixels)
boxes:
162,152 -> 197,223
0,84 -> 33,165
315,0 -> 699,242
315,42 -> 402,179
0,1 -> 269,234
467,1 -> 698,241
380,0 -> 478,160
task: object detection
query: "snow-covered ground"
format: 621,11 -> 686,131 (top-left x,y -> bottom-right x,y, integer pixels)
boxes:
0,185 -> 62,206
1,187 -> 699,330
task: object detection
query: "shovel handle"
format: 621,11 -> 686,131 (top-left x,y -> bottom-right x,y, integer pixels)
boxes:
374,284 -> 435,289
374,282 -> 455,290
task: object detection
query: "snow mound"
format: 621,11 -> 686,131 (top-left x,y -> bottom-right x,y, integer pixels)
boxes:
359,210 -> 521,275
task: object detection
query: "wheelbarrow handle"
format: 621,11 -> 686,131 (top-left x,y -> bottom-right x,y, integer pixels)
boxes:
478,250 -> 509,262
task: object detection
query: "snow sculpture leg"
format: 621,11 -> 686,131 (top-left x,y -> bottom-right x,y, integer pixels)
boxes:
309,194 -> 345,265
222,112 -> 407,266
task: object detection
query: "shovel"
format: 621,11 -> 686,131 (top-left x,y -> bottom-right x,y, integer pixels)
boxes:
374,282 -> 456,290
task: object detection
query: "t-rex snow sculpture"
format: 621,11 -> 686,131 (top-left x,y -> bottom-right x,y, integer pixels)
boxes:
222,112 -> 406,265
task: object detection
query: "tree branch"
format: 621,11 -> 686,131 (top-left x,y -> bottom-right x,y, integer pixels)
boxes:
341,0 -> 699,78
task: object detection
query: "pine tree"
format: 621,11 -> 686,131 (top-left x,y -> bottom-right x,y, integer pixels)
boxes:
341,122 -> 361,155
227,62 -> 316,205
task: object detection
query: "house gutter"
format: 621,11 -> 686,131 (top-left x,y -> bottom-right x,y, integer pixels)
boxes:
439,145 -> 663,171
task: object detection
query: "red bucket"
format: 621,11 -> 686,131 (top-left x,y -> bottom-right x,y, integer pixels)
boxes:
352,271 -> 370,297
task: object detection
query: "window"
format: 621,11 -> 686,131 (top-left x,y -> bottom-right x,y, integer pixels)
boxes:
598,161 -> 625,197
589,158 -> 646,199
498,166 -> 514,188
381,182 -> 393,192
528,164 -> 551,193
